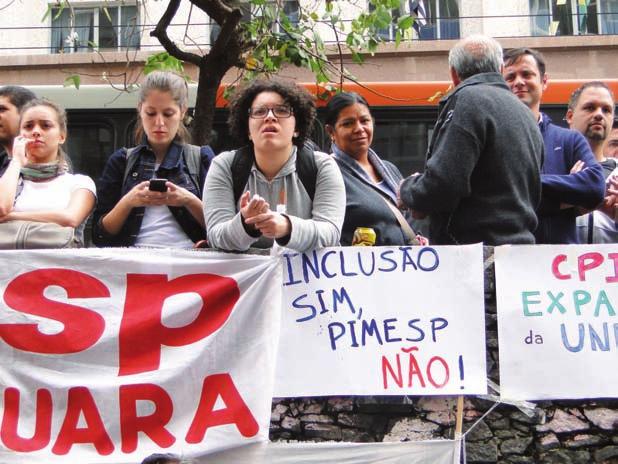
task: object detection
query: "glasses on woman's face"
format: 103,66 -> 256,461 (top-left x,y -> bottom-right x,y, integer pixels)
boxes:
248,105 -> 294,119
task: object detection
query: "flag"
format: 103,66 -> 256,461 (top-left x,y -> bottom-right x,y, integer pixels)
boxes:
409,0 -> 428,35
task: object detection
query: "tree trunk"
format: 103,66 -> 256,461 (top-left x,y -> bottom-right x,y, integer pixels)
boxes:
191,58 -> 232,146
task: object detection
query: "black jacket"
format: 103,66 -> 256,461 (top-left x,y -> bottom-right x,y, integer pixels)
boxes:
400,72 -> 543,245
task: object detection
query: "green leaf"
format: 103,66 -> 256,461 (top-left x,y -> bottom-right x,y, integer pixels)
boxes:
101,6 -> 112,23
50,2 -> 67,21
375,8 -> 392,29
63,74 -> 81,90
368,38 -> 378,52
397,15 -> 414,30
395,29 -> 402,46
41,4 -> 53,22
351,51 -> 364,64
144,52 -> 185,75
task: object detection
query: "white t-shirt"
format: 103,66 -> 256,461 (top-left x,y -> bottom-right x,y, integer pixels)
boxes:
13,173 -> 96,244
14,173 -> 96,212
134,205 -> 194,249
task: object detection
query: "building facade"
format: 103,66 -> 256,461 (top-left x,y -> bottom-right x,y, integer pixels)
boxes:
1,0 -> 618,86
1,0 -> 617,182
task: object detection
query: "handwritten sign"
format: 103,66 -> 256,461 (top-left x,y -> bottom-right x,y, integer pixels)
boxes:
0,249 -> 281,463
274,245 -> 487,397
496,245 -> 618,400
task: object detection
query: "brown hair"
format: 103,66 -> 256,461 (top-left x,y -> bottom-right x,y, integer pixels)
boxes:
19,98 -> 68,164
503,47 -> 546,77
134,71 -> 191,145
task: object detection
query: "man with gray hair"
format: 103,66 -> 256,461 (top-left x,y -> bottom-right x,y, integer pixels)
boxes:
399,35 -> 543,245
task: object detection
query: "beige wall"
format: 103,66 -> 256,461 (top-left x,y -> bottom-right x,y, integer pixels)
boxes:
2,35 -> 618,87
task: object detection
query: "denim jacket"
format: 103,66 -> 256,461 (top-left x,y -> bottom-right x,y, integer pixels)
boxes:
93,141 -> 213,247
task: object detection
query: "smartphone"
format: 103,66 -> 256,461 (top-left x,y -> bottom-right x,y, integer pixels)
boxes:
148,178 -> 168,192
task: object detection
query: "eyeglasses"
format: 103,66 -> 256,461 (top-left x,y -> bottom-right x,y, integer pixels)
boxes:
248,105 -> 294,119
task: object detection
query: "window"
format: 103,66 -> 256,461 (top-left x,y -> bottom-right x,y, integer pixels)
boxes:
368,0 -> 460,42
530,0 -> 603,36
599,0 -> 618,33
51,4 -> 139,53
417,0 -> 460,40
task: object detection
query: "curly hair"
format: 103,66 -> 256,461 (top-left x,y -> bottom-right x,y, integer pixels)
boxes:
227,78 -> 316,148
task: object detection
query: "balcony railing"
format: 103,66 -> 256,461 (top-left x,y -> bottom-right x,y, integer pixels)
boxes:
0,11 -> 617,55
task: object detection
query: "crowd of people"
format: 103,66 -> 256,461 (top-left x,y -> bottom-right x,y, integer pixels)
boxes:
0,34 -> 616,252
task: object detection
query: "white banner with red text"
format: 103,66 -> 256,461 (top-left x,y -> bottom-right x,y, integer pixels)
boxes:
496,244 -> 618,400
274,244 -> 487,397
0,249 -> 281,464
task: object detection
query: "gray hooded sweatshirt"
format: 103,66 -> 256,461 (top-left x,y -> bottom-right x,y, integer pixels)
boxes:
203,147 -> 345,252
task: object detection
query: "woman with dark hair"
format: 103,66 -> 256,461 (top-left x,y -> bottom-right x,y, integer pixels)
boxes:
93,71 -> 213,248
0,99 -> 95,246
203,78 -> 345,252
325,92 -> 422,246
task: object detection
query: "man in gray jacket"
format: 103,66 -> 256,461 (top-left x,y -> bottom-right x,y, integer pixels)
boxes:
399,35 -> 543,245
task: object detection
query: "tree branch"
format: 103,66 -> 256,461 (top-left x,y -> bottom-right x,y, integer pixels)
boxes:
208,5 -> 243,60
192,0 -> 234,25
150,0 -> 202,66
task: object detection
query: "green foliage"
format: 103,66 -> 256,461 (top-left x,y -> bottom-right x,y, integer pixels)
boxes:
101,6 -> 112,23
239,0 -> 416,87
63,74 -> 81,90
144,52 -> 190,80
42,1 -> 68,22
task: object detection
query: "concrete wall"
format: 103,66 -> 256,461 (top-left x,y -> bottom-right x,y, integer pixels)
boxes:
3,34 -> 617,87
269,248 -> 618,464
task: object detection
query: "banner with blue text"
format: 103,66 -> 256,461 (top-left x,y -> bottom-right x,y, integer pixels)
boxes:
275,244 -> 487,397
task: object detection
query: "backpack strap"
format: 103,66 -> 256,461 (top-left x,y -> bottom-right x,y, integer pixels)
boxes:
122,147 -> 139,188
231,146 -> 257,205
295,143 -> 318,201
231,143 -> 318,204
181,144 -> 204,191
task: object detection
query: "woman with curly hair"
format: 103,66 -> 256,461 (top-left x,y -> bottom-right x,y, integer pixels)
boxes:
203,78 -> 345,252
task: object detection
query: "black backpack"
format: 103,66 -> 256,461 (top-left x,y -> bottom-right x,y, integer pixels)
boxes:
231,143 -> 318,204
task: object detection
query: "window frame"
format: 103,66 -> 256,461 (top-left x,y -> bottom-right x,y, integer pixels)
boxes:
529,0 -> 603,36
50,2 -> 140,53
367,0 -> 460,42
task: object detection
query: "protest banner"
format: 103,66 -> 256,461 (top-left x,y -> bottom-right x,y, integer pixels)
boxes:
495,245 -> 618,400
0,249 -> 281,464
201,438 -> 460,463
274,244 -> 487,397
